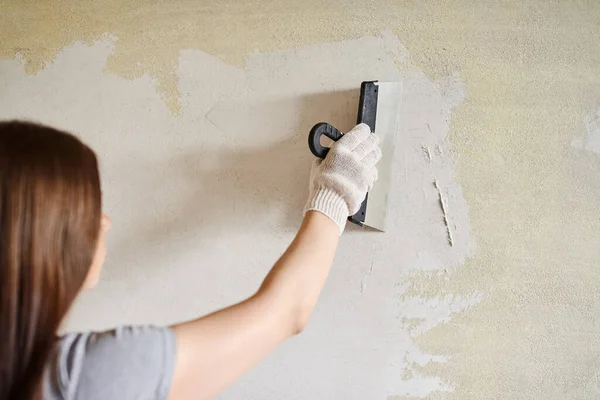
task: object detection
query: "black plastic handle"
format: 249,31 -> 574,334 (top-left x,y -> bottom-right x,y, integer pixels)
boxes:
308,122 -> 344,158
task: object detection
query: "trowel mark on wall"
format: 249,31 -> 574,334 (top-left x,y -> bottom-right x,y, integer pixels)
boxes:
434,179 -> 454,247
391,289 -> 484,398
435,71 -> 466,112
421,144 -> 433,163
400,291 -> 485,337
572,105 -> 600,155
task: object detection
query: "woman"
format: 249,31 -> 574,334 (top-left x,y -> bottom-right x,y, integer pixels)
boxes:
0,120 -> 381,400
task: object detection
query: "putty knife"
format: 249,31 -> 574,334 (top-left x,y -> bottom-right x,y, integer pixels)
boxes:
308,81 -> 402,231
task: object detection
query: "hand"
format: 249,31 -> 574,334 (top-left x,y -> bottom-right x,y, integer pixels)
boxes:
304,123 -> 382,234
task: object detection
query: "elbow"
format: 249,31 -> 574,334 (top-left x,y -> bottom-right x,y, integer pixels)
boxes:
291,306 -> 312,335
292,320 -> 306,336
257,284 -> 314,336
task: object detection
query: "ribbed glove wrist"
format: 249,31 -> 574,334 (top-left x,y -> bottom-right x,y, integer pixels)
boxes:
304,186 -> 350,233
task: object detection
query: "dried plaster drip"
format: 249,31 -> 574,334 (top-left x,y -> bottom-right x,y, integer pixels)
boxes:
421,144 -> 433,163
435,144 -> 444,156
360,260 -> 375,295
434,179 -> 454,246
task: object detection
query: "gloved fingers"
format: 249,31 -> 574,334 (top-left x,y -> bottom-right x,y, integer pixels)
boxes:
353,133 -> 380,158
356,167 -> 378,192
345,187 -> 364,214
368,167 -> 379,191
362,146 -> 383,169
336,123 -> 371,150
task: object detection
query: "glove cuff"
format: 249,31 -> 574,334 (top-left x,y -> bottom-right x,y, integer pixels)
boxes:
304,187 -> 349,235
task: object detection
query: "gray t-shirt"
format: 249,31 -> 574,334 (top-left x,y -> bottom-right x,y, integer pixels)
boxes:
43,325 -> 176,400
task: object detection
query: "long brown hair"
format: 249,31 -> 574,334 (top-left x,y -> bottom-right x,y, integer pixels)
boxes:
0,121 -> 102,399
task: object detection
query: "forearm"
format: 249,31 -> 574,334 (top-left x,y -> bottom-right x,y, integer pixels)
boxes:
257,210 -> 340,333
169,124 -> 379,400
170,211 -> 340,400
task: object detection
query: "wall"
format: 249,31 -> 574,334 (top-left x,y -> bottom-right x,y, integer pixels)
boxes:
1,1 -> 599,399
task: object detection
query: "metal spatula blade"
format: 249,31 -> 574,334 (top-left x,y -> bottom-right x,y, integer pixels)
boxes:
362,81 -> 402,231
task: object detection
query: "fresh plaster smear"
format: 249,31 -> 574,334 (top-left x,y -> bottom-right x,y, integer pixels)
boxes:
0,32 -> 480,399
572,105 -> 600,155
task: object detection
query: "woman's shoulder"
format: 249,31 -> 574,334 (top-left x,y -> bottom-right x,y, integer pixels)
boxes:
43,325 -> 176,400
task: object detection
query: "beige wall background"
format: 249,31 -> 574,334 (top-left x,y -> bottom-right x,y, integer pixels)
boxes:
1,1 -> 599,399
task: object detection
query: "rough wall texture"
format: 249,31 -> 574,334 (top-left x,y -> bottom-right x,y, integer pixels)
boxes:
1,1 -> 599,399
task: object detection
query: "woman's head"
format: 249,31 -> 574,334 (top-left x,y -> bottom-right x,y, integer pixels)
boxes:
0,121 -> 107,399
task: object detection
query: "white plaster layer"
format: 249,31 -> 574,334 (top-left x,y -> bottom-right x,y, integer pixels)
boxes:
573,105 -> 600,155
0,31 -> 479,399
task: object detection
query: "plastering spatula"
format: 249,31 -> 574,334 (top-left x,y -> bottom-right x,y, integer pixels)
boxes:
308,81 -> 402,231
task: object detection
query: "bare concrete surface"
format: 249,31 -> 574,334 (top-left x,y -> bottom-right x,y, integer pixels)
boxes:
1,1 -> 599,399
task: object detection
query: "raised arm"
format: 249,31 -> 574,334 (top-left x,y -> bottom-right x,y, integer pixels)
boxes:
169,124 -> 381,400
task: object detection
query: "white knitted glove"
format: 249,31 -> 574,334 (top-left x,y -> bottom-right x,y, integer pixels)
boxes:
304,123 -> 382,234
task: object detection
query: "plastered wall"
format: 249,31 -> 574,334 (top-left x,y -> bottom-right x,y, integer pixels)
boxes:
1,2 -> 599,399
